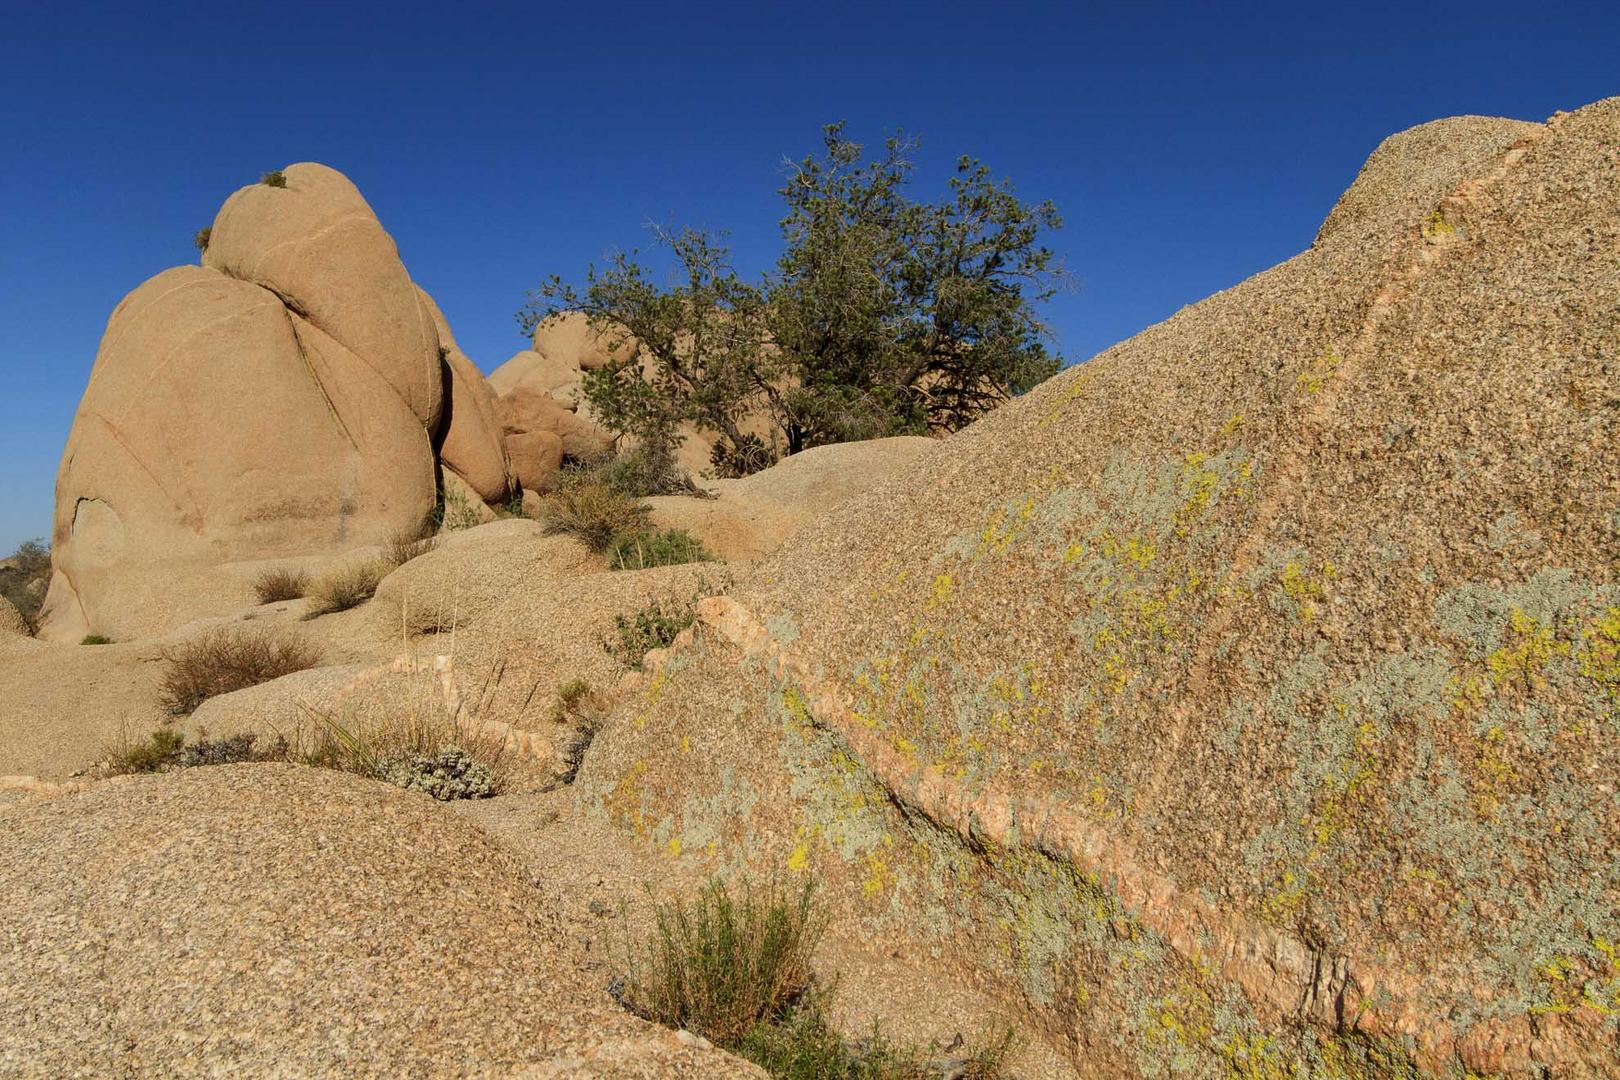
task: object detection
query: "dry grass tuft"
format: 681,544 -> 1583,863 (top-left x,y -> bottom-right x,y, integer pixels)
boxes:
303,557 -> 389,618
538,482 -> 651,553
159,629 -> 323,716
387,528 -> 437,568
253,567 -> 308,604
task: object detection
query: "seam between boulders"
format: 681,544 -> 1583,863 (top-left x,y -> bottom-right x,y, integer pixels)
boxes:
284,311 -> 360,454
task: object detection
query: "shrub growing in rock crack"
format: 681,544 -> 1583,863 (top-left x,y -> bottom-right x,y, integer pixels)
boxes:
160,629 -> 322,715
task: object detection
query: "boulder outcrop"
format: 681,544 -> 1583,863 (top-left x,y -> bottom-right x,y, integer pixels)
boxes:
39,164 -> 516,641
575,100 -> 1620,1075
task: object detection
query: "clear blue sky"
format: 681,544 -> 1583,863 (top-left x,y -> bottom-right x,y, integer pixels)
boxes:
3,1 -> 1614,552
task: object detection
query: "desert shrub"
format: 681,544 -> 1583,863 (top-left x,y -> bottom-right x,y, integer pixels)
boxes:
159,629 -> 322,715
379,744 -> 497,801
619,875 -> 1014,1079
607,597 -> 696,668
80,634 -> 112,646
1,537 -> 51,631
253,567 -> 308,603
711,433 -> 775,479
598,443 -> 701,497
193,226 -> 211,251
260,170 -> 287,187
607,528 -> 712,571
620,877 -> 825,1049
107,728 -> 185,774
539,482 -> 651,553
387,525 -> 436,568
303,558 -> 388,618
441,486 -> 483,531
547,678 -> 604,785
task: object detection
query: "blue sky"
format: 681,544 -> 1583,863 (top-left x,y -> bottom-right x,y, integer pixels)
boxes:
2,1 -> 1615,552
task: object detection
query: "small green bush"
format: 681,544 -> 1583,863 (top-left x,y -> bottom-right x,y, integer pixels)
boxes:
539,482 -> 651,554
607,528 -> 712,571
80,634 -> 112,646
380,745 -> 497,801
607,598 -> 696,668
108,728 -> 185,774
260,170 -> 287,187
711,433 -> 775,479
253,567 -> 307,604
596,443 -> 701,497
441,486 -> 483,531
193,226 -> 212,252
621,877 -> 825,1048
1,537 -> 51,631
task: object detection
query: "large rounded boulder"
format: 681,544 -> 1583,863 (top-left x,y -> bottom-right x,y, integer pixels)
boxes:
417,287 -> 513,503
40,265 -> 436,641
0,765 -> 759,1077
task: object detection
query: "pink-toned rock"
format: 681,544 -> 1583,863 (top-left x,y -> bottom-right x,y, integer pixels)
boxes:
503,430 -> 565,492
417,288 -> 512,503
203,163 -> 444,432
496,385 -> 612,462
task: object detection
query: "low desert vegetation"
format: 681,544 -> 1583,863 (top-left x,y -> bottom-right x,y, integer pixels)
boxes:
538,481 -> 652,553
1,537 -> 51,632
300,693 -> 511,800
303,557 -> 388,618
193,226 -> 211,252
618,878 -> 1013,1079
159,628 -> 323,715
108,729 -> 286,775
606,596 -> 697,668
439,486 -> 483,531
80,633 -> 112,646
547,677 -> 604,786
260,170 -> 287,187
607,527 -> 712,571
387,523 -> 437,568
253,567 -> 308,604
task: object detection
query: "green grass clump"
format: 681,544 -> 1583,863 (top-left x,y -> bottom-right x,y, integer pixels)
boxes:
159,629 -> 322,715
607,527 -> 712,571
108,728 -> 185,774
260,170 -> 287,187
607,597 -> 696,668
80,634 -> 112,646
619,877 -> 1015,1079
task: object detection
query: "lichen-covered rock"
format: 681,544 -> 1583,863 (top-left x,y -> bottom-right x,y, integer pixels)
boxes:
576,99 -> 1620,1075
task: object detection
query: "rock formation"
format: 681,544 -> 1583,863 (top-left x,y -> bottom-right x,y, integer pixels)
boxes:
0,597 -> 26,637
574,100 -> 1620,1074
0,764 -> 759,1076
38,164 -> 511,642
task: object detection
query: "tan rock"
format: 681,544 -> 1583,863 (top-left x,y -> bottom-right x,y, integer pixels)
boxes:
203,162 -> 444,432
0,597 -> 27,637
0,765 -> 761,1076
40,266 -> 436,642
497,384 -> 612,462
438,468 -> 498,527
530,310 -> 637,370
417,287 -> 513,503
488,347 -> 584,403
504,429 -> 566,492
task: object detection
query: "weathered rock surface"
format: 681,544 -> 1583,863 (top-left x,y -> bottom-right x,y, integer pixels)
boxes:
576,100 -> 1620,1075
418,287 -> 513,503
0,597 -> 27,637
645,436 -> 936,560
41,263 -> 437,641
496,385 -> 611,489
0,765 -> 760,1077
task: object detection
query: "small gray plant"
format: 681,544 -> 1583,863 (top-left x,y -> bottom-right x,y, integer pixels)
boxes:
380,744 -> 497,801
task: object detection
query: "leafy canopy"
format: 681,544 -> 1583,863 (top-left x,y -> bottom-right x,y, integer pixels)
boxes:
519,124 -> 1065,472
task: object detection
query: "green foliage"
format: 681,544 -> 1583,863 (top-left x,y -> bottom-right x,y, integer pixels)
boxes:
620,877 -> 1015,1079
711,432 -> 776,478
108,728 -> 185,774
1,537 -> 51,631
621,877 -> 826,1048
607,527 -> 712,571
520,123 -> 1063,461
159,629 -> 323,715
379,745 -> 497,801
80,634 -> 112,646
193,226 -> 211,252
440,486 -> 483,531
253,567 -> 307,604
538,482 -> 652,553
260,170 -> 287,187
592,443 -> 702,497
607,596 -> 697,668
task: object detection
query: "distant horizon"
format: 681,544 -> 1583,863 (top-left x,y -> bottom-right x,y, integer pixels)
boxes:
4,1 -> 1616,552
